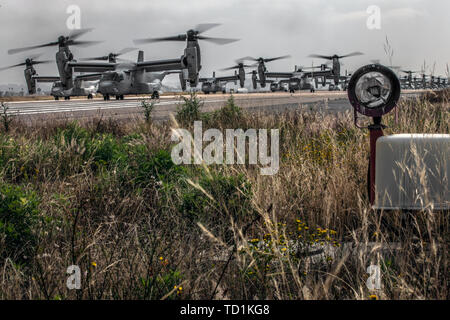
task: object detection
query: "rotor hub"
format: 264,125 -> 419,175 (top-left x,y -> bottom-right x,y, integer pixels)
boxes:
187,30 -> 197,41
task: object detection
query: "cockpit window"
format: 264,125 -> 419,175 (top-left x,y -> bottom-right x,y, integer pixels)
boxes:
102,72 -> 124,82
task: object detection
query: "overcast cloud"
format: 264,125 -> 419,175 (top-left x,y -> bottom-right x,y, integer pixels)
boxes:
0,0 -> 449,87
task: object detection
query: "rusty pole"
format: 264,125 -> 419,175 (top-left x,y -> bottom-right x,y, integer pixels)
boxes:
368,116 -> 385,205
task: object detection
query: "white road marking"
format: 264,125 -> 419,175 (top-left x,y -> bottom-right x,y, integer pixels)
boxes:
6,98 -> 231,116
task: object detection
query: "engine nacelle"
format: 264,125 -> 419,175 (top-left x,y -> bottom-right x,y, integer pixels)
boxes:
183,46 -> 199,87
252,71 -> 258,90
179,72 -> 187,91
258,63 -> 266,88
24,68 -> 37,94
57,49 -> 74,90
238,67 -> 245,88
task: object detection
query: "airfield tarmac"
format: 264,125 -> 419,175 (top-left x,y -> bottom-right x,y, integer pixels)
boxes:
4,91 -> 421,124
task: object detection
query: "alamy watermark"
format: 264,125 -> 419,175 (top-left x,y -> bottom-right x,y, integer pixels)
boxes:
66,265 -> 81,290
366,265 -> 381,290
66,5 -> 81,30
366,5 -> 381,30
171,121 -> 280,176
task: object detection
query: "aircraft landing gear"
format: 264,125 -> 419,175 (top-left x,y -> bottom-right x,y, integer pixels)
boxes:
103,94 -> 110,101
310,88 -> 315,93
151,91 -> 160,99
54,96 -> 59,101
64,96 -> 70,100
87,94 -> 93,100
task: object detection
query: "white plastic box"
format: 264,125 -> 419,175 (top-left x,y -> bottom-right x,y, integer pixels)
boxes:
374,134 -> 449,210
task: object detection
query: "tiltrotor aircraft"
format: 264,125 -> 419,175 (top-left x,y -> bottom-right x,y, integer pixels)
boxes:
8,29 -> 103,100
133,24 -> 239,91
69,50 -> 188,100
308,52 -> 364,86
264,65 -> 333,93
198,71 -> 239,94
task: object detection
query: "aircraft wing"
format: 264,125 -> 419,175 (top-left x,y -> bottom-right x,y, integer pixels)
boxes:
164,71 -> 182,75
74,73 -> 103,81
265,72 -> 294,79
137,59 -> 184,72
32,76 -> 60,83
68,62 -> 116,73
216,75 -> 239,82
303,70 -> 333,78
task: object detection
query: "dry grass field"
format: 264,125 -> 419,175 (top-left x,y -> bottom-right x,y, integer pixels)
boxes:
0,91 -> 448,300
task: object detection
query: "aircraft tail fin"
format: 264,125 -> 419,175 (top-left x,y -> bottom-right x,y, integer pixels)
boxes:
138,51 -> 144,63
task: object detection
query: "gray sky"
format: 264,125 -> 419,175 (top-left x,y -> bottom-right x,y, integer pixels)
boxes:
1,0 -> 449,87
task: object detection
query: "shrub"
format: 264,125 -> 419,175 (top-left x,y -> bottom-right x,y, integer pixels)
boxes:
140,100 -> 155,123
55,122 -> 90,146
128,148 -> 187,186
90,133 -> 127,169
211,95 -> 242,125
1,102 -> 15,133
176,93 -> 203,125
0,184 -> 40,265
180,172 -> 254,242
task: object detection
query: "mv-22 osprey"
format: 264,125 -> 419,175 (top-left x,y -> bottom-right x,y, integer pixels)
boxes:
7,29 -> 105,100
198,59 -> 251,94
0,55 -> 54,95
66,24 -> 238,99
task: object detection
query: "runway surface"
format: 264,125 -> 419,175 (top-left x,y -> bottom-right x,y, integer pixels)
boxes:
3,91 -> 420,123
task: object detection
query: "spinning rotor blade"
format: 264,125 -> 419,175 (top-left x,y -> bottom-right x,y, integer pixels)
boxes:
221,66 -> 239,71
338,52 -> 364,59
220,64 -> 252,71
0,62 -> 27,71
69,40 -> 103,47
9,28 -> 99,55
8,42 -> 59,55
308,54 -> 334,60
239,55 -> 290,63
264,55 -> 291,63
197,36 -> 239,45
134,23 -> 235,45
309,52 -> 364,60
195,23 -> 221,34
68,28 -> 94,41
31,60 -> 52,65
81,56 -> 109,61
238,56 -> 259,62
134,35 -> 187,45
195,23 -> 220,34
81,47 -> 137,61
0,59 -> 52,71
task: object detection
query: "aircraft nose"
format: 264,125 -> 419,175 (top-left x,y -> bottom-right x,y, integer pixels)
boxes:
98,81 -> 117,94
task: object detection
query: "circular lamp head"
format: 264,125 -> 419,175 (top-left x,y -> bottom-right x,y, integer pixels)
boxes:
348,64 -> 401,118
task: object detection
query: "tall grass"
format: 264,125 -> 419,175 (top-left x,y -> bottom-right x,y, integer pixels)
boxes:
0,93 -> 448,300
